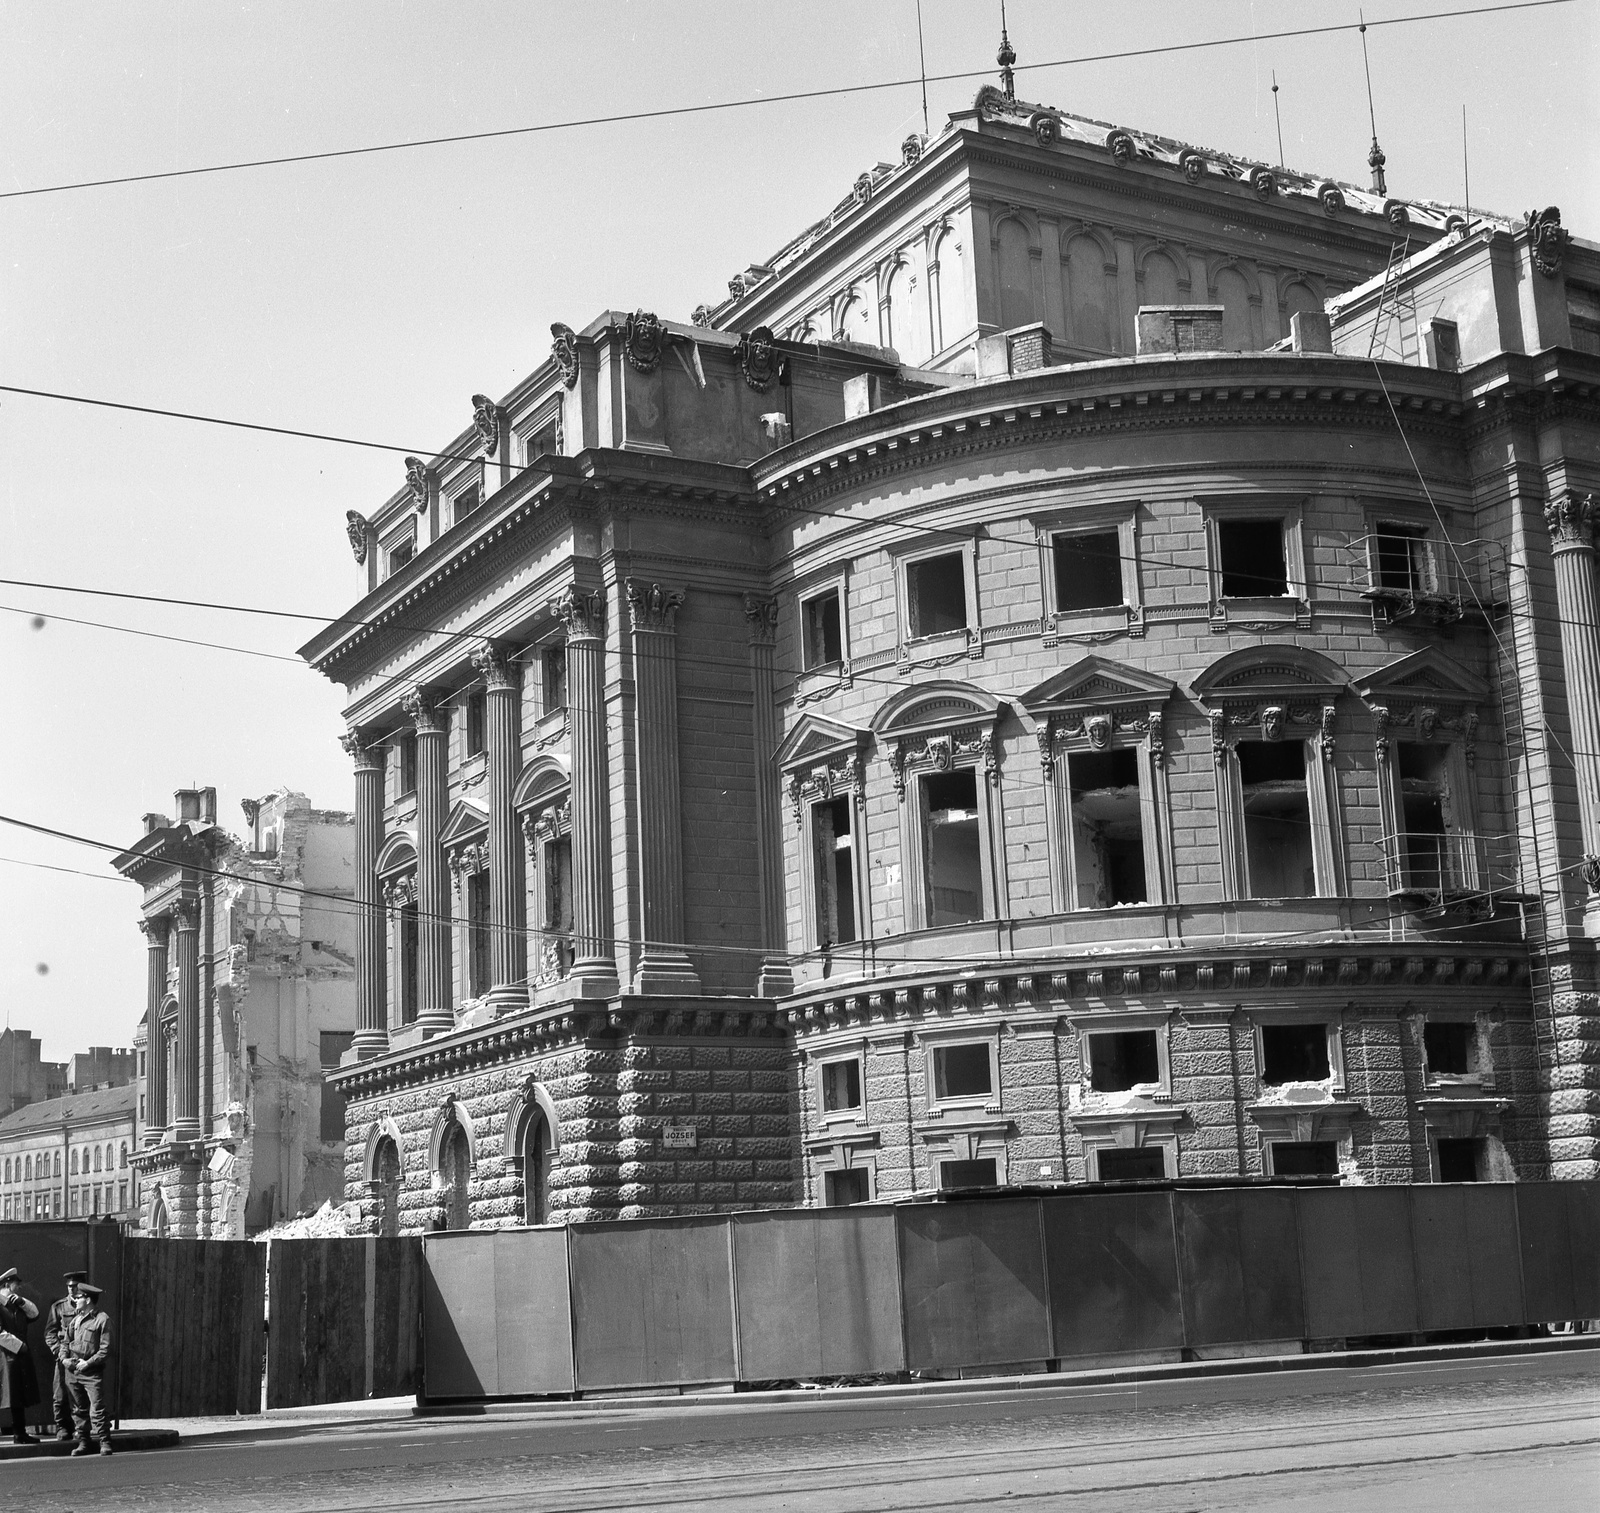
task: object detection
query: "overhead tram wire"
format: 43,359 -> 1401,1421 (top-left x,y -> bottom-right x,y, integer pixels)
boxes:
0,2 -> 1569,203
0,808 -> 1570,977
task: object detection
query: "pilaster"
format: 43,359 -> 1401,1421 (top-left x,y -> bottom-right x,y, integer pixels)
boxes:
170,900 -> 201,1142
473,643 -> 529,1014
743,594 -> 793,996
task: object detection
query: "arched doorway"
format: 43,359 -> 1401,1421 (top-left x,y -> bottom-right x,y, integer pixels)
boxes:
441,1122 -> 472,1231
521,1111 -> 549,1225
374,1137 -> 402,1238
149,1192 -> 169,1237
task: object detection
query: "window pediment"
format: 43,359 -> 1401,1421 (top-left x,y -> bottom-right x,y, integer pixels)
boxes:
1351,647 -> 1489,709
375,831 -> 418,881
775,713 -> 868,773
1192,644 -> 1347,708
512,754 -> 571,812
439,797 -> 489,849
1020,655 -> 1175,716
870,680 -> 1001,739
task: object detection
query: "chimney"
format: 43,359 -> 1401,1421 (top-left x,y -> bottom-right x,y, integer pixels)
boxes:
174,787 -> 217,825
1290,310 -> 1333,354
1136,305 -> 1225,355
842,374 -> 884,419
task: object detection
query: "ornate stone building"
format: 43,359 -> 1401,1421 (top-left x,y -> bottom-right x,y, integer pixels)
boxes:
115,787 -> 358,1236
307,60 -> 1600,1235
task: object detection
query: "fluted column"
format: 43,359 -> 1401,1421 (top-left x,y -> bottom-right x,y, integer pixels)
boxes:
626,579 -> 701,995
344,731 -> 390,1059
403,689 -> 454,1033
472,643 -> 528,1013
140,916 -> 169,1144
553,588 -> 618,994
170,900 -> 201,1143
743,594 -> 794,996
1546,493 -> 1600,901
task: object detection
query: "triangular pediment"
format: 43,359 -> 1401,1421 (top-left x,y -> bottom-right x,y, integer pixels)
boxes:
1192,644 -> 1348,703
1019,655 -> 1175,714
438,797 -> 489,848
375,830 -> 418,878
870,680 -> 1002,737
1351,647 -> 1489,705
775,713 -> 867,771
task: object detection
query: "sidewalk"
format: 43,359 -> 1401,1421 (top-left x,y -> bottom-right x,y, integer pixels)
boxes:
98,1331 -> 1600,1448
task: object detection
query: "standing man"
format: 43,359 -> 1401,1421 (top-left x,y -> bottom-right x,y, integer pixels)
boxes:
63,1280 -> 112,1457
0,1266 -> 41,1445
43,1270 -> 86,1443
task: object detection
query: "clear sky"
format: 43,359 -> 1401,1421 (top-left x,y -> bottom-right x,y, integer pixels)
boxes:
1,0 -> 1594,1062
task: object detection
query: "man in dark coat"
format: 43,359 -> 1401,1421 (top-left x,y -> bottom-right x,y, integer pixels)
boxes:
0,1266 -> 41,1445
64,1281 -> 113,1456
43,1271 -> 86,1442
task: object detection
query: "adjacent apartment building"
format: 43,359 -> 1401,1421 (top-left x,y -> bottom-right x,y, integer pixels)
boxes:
0,1084 -> 139,1223
301,62 -> 1599,1233
115,786 -> 359,1237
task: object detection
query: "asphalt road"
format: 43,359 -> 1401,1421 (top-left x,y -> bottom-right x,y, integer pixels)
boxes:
9,1352 -> 1598,1512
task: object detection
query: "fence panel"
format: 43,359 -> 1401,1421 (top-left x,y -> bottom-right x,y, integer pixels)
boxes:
1042,1190 -> 1184,1359
119,1238 -> 264,1417
1411,1183 -> 1524,1331
898,1200 -> 1050,1371
1517,1182 -> 1600,1323
422,1232 -> 499,1399
369,1236 -> 423,1399
570,1217 -> 734,1391
1298,1186 -> 1418,1339
1174,1188 -> 1304,1347
732,1207 -> 903,1380
490,1229 -> 574,1397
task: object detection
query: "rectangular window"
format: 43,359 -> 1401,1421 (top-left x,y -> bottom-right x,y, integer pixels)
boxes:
1238,741 -> 1314,899
824,1168 -> 870,1206
802,590 -> 844,668
543,646 -> 569,715
939,1157 -> 998,1189
1053,531 -> 1123,612
1436,1137 -> 1482,1182
398,902 -> 419,1026
1068,749 -> 1147,907
932,1042 -> 992,1101
467,871 -> 492,998
523,428 -> 559,464
452,483 -> 482,524
1217,519 -> 1288,597
1424,1020 -> 1475,1077
812,798 -> 857,947
543,834 -> 574,976
1088,1030 -> 1160,1093
820,1058 -> 862,1114
465,689 -> 487,757
1096,1147 -> 1166,1181
1425,319 -> 1461,372
907,552 -> 968,638
118,1181 -> 128,1211
1270,1141 -> 1339,1176
1261,1023 -> 1331,1085
1374,525 -> 1431,593
384,535 -> 415,579
1397,743 -> 1451,891
398,733 -> 418,797
921,769 -> 983,926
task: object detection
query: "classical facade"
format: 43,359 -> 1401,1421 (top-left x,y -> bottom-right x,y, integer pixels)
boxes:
307,59 -> 1600,1235
0,1084 -> 139,1224
114,787 -> 359,1237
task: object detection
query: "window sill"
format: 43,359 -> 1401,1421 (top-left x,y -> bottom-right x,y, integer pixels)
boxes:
1208,594 -> 1308,632
535,710 -> 568,747
1045,603 -> 1142,645
898,628 -> 976,666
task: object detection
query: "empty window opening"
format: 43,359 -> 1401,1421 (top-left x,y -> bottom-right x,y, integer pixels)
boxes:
1270,1141 -> 1339,1177
398,901 -> 419,1026
452,484 -> 482,524
1088,1030 -> 1161,1093
1427,319 -> 1461,372
802,591 -> 844,668
933,1042 -> 993,1101
1261,1023 -> 1331,1085
442,1123 -> 472,1230
813,797 -> 857,947
1069,749 -> 1148,907
543,645 -> 568,715
398,733 -> 418,797
467,870 -> 491,998
1398,743 -> 1453,891
385,536 -> 415,578
824,1167 -> 870,1206
1436,1137 -> 1482,1182
465,690 -> 487,757
821,1058 -> 862,1114
1424,1020 -> 1475,1077
543,834 -> 574,977
523,427 -> 559,464
1218,519 -> 1288,597
1238,740 -> 1314,899
939,1157 -> 998,1189
1096,1147 -> 1166,1182
922,769 -> 983,926
1053,531 -> 1123,612
1375,525 -> 1431,593
907,552 -> 968,638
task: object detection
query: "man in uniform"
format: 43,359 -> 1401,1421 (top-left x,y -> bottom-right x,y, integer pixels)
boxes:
43,1271 -> 86,1443
0,1266 -> 42,1445
63,1280 -> 112,1457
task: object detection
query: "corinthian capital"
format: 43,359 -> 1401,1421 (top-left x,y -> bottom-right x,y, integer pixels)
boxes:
470,641 -> 517,691
1545,492 -> 1596,548
550,587 -> 604,639
340,730 -> 383,771
400,687 -> 444,733
172,900 -> 200,932
741,593 -> 779,644
625,579 -> 685,633
138,916 -> 170,947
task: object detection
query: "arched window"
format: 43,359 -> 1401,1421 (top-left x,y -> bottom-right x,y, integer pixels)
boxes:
120,1143 -> 129,1170
71,1149 -> 79,1175
1214,266 -> 1254,351
150,1192 -> 169,1236
522,1111 -> 550,1226
934,230 -> 966,355
1141,250 -> 1182,307
105,1143 -> 114,1170
374,1137 -> 402,1239
93,1147 -> 102,1173
3,1159 -> 10,1183
54,1153 -> 60,1178
441,1122 -> 472,1231
996,217 -> 1035,330
24,1155 -> 31,1181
